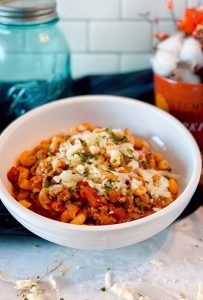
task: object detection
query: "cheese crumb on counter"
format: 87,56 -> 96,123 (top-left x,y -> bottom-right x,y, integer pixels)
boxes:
110,283 -> 136,300
150,259 -> 163,267
197,283 -> 203,300
105,271 -> 112,288
15,279 -> 44,300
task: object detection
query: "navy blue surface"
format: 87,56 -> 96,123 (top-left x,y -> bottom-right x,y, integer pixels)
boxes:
0,69 -> 202,236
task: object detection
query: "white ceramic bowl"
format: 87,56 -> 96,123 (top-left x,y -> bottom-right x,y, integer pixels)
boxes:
0,96 -> 201,250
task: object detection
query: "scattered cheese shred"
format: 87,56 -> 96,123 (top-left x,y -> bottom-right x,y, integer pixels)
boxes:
26,292 -> 44,300
105,271 -> 112,288
150,259 -> 163,267
138,296 -> 151,300
15,279 -> 44,300
110,283 -> 136,300
49,274 -> 57,290
197,283 -> 203,300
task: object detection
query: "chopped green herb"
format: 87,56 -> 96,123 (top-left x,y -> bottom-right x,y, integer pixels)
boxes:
104,179 -> 114,193
78,151 -> 93,162
100,287 -> 106,292
127,148 -> 133,155
60,298 -> 65,300
145,157 -> 150,165
123,156 -> 130,165
44,179 -> 51,188
139,205 -> 145,212
126,190 -> 133,196
113,159 -> 117,163
67,159 -> 73,167
106,130 -> 128,143
106,128 -> 119,145
121,136 -> 128,143
109,166 -> 116,171
107,267 -> 111,271
79,138 -> 87,146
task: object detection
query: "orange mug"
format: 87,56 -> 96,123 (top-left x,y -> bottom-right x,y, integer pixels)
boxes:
154,73 -> 203,152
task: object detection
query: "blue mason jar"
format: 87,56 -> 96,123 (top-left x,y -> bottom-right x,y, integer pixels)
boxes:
0,0 -> 71,129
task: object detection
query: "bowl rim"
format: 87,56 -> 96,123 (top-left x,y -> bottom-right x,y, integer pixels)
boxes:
0,95 -> 202,232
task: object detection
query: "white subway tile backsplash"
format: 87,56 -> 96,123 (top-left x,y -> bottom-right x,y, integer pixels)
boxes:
90,22 -> 151,52
71,54 -> 119,78
120,54 -> 152,72
55,0 -> 187,77
122,0 -> 186,19
57,0 -> 119,20
187,0 -> 203,7
58,22 -> 87,51
153,20 -> 177,37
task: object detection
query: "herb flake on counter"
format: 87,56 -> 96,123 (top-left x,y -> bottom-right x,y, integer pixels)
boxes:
32,244 -> 41,248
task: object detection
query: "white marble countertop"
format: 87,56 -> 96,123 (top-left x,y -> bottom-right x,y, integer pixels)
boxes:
0,207 -> 203,300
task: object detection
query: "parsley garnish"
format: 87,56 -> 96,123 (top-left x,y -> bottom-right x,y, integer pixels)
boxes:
104,179 -> 114,193
100,287 -> 106,292
121,136 -> 128,143
106,128 -> 119,144
122,156 -> 130,165
109,166 -> 115,171
44,179 -> 51,188
79,138 -> 87,146
139,205 -> 145,212
127,148 -> 133,155
106,128 -> 128,144
78,151 -> 93,162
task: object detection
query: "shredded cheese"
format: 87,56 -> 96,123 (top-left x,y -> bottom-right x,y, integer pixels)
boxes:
50,128 -> 173,202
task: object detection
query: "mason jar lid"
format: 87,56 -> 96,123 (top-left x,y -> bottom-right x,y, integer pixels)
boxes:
0,0 -> 58,25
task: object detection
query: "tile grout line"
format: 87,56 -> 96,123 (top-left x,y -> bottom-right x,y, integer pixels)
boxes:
60,17 -> 176,22
117,53 -> 122,72
119,0 -> 123,20
71,51 -> 154,55
86,20 -> 91,53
